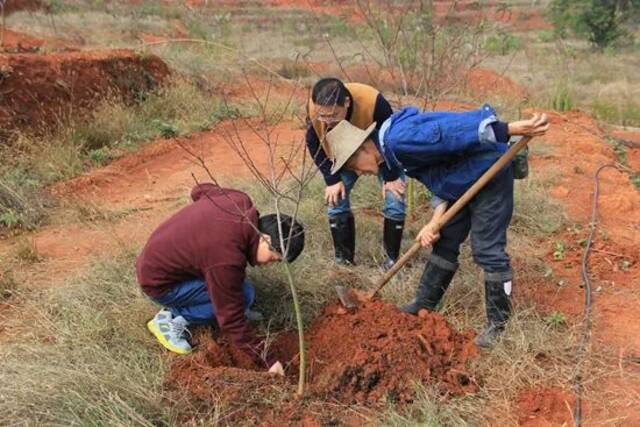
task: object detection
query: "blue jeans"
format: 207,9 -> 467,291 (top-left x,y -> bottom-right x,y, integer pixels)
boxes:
151,278 -> 256,325
327,170 -> 406,221
431,165 -> 514,282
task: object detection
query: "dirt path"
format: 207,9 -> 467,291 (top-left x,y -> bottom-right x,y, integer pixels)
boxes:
525,112 -> 640,426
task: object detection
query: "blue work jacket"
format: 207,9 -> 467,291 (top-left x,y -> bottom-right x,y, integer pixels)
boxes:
379,105 -> 508,201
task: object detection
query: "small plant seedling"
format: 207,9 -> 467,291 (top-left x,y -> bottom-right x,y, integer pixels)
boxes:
546,311 -> 566,328
0,209 -> 20,228
553,241 -> 566,260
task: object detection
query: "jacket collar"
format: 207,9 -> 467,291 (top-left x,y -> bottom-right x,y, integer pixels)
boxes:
375,120 -> 403,172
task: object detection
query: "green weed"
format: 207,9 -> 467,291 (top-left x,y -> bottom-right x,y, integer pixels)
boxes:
546,311 -> 567,328
553,241 -> 566,260
548,81 -> 575,112
485,32 -> 522,56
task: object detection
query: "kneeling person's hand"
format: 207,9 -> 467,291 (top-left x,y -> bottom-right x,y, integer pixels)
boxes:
268,361 -> 285,376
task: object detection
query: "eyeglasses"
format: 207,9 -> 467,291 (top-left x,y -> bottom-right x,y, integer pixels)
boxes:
316,115 -> 341,125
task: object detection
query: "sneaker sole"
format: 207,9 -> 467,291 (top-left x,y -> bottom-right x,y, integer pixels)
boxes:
146,319 -> 192,355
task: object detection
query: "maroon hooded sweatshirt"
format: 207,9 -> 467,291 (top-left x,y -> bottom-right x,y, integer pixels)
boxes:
136,184 -> 270,366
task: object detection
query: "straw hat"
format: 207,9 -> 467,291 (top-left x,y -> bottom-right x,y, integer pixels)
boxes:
326,120 -> 377,175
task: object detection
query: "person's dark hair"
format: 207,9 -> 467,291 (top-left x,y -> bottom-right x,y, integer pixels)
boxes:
311,78 -> 349,107
258,214 -> 305,262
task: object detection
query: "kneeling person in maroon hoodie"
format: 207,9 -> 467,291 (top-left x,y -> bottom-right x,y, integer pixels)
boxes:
136,183 -> 304,373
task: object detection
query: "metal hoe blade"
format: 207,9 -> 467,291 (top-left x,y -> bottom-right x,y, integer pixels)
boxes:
335,285 -> 360,309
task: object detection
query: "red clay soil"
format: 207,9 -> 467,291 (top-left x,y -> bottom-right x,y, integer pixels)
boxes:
465,67 -> 529,103
516,387 -> 575,427
301,300 -> 479,404
0,28 -> 73,53
266,0 -> 365,21
2,0 -> 47,15
521,110 -> 640,425
1,29 -> 45,53
0,49 -> 169,132
433,0 -> 551,30
166,299 -> 479,420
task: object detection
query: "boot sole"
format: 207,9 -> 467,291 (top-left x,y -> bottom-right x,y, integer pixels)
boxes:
146,319 -> 192,355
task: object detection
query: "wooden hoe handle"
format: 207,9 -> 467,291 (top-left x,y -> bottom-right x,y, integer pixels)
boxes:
371,136 -> 533,297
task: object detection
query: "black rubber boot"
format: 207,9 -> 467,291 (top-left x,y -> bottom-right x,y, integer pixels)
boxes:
382,218 -> 405,271
400,258 -> 457,315
475,280 -> 512,348
329,213 -> 356,265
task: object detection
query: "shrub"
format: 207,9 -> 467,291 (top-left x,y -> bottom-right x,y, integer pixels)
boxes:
485,32 -> 522,55
548,0 -> 638,48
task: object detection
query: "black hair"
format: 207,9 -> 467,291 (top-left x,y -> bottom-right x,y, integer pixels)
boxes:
257,214 -> 305,263
311,77 -> 349,107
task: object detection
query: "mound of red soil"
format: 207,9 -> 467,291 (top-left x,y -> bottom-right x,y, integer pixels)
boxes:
1,29 -> 45,53
516,387 -> 575,426
1,29 -> 72,53
3,0 -> 47,15
166,299 -> 479,413
466,67 -> 528,103
303,300 -> 479,404
0,49 -> 169,132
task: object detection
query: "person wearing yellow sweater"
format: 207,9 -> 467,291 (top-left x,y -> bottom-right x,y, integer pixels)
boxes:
305,78 -> 406,269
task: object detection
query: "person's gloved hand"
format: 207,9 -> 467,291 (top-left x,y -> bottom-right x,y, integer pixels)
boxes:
383,178 -> 406,200
325,181 -> 346,207
268,361 -> 284,376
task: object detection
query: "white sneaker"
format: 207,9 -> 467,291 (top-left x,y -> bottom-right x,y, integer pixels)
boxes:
147,310 -> 192,355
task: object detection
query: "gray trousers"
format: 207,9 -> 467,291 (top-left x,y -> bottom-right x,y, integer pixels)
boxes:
430,165 -> 514,282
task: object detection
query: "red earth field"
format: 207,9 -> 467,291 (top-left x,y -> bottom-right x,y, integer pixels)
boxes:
0,49 -> 169,132
0,6 -> 638,425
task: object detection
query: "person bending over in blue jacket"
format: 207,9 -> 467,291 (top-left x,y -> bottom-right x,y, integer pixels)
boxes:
325,105 -> 549,348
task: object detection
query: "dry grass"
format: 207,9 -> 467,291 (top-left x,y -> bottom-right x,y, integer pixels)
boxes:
0,164 -> 610,426
0,251 -> 222,426
483,35 -> 640,125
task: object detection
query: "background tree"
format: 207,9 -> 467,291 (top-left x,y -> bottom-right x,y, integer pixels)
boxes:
549,0 -> 639,48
